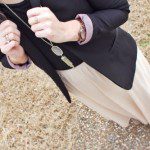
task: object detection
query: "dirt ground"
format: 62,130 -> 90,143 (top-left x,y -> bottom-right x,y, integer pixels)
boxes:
0,0 -> 150,149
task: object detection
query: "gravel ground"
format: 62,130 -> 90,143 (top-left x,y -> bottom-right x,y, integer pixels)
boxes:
0,0 -> 150,149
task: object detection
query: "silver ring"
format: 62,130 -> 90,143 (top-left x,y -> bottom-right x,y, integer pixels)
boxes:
5,34 -> 11,44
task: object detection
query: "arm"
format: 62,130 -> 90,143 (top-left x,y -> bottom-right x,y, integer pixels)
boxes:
75,0 -> 130,44
0,51 -> 32,70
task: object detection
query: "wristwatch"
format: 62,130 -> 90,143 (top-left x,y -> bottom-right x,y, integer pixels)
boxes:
76,18 -> 86,43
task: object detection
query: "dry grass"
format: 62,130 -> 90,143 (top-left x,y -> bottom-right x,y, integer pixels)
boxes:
0,0 -> 150,149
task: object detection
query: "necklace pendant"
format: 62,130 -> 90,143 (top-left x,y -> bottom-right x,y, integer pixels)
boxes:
61,55 -> 75,68
51,46 -> 63,56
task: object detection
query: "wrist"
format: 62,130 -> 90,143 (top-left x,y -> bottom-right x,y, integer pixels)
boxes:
62,20 -> 81,42
8,54 -> 29,65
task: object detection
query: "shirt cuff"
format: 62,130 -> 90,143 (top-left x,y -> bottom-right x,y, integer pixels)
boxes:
75,14 -> 93,45
6,55 -> 32,70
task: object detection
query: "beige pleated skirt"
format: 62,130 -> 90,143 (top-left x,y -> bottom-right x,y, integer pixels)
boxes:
56,48 -> 150,128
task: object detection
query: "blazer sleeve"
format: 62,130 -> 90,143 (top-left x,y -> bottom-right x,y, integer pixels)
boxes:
86,0 -> 130,41
0,52 -> 14,69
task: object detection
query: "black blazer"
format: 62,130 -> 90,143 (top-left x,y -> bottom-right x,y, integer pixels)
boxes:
0,0 -> 137,103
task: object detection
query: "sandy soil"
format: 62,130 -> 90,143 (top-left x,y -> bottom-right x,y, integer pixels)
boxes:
0,0 -> 150,149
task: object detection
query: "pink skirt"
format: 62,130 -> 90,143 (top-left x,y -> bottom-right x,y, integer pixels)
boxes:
56,48 -> 150,128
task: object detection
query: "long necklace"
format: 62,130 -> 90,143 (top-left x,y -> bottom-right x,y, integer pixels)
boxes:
2,1 -> 75,68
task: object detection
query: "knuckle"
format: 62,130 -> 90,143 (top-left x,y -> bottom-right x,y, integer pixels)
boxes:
11,41 -> 18,47
9,33 -> 13,37
28,18 -> 32,24
26,10 -> 30,16
1,47 -> 8,54
10,21 -> 17,27
8,26 -> 14,32
17,30 -> 21,36
0,48 -> 5,54
43,7 -> 50,12
31,25 -> 35,31
13,23 -> 17,28
47,32 -> 54,38
10,33 -> 15,39
0,20 -> 11,28
35,31 -> 39,36
18,38 -> 21,42
6,20 -> 12,26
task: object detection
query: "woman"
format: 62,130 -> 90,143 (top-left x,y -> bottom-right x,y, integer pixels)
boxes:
0,0 -> 150,128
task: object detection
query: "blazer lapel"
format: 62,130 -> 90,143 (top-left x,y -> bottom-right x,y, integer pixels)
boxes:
20,32 -> 72,103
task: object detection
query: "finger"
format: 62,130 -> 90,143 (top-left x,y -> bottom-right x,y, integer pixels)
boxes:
0,27 -> 20,48
27,7 -> 50,18
0,20 -> 17,31
35,29 -> 52,38
6,33 -> 20,43
0,36 -> 6,47
0,35 -> 19,48
31,21 -> 52,32
0,26 -> 20,37
28,13 -> 52,25
1,40 -> 19,54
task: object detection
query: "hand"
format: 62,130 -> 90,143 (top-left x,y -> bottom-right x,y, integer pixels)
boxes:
27,7 -> 81,43
0,20 -> 28,64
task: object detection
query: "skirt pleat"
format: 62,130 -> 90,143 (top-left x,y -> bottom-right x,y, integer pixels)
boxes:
56,48 -> 150,127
